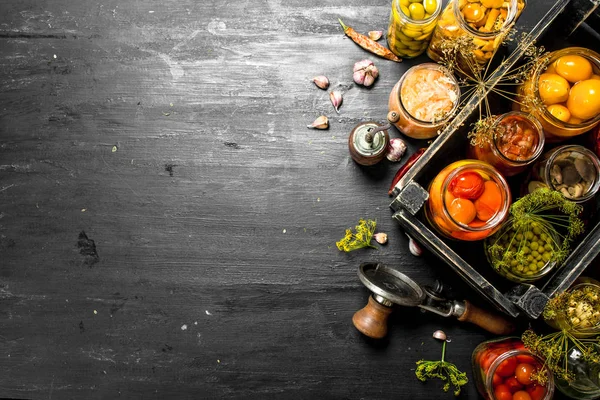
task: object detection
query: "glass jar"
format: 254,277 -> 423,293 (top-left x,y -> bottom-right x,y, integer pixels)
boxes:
555,344 -> 600,399
529,145 -> 600,203
515,47 -> 600,142
546,277 -> 600,339
387,0 -> 442,59
425,160 -> 511,241
472,337 -> 555,400
427,0 -> 525,66
468,112 -> 545,177
387,63 -> 460,139
484,218 -> 560,283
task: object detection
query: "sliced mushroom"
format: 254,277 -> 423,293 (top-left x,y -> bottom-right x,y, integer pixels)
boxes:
574,158 -> 595,182
550,164 -> 562,185
561,164 -> 582,186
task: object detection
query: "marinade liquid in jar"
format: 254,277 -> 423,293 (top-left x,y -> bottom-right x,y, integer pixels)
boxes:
425,160 -> 510,241
427,0 -> 525,66
387,63 -> 460,139
515,47 -> 600,142
387,0 -> 442,59
468,112 -> 545,177
472,337 -> 554,400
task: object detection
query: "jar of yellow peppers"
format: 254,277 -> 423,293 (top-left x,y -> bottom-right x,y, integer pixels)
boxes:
387,0 -> 442,59
427,0 -> 526,66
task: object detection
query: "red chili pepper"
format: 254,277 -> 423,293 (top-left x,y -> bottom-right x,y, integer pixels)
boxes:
388,148 -> 426,196
339,19 -> 402,63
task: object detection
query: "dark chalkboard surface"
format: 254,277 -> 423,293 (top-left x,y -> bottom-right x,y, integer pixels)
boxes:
0,0 -> 594,398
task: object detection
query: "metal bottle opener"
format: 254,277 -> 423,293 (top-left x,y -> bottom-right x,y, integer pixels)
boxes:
352,263 -> 516,339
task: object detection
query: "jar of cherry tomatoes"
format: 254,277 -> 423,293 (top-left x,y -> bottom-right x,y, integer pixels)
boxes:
472,337 -> 555,400
425,160 -> 511,241
468,112 -> 545,177
515,47 -> 600,142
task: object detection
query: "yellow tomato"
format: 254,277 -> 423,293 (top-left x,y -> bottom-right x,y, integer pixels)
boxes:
555,55 -> 593,83
544,62 -> 556,75
538,73 -> 570,105
567,79 -> 600,120
592,75 -> 600,81
547,104 -> 571,122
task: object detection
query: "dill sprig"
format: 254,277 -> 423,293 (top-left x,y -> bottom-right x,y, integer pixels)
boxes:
522,284 -> 600,383
486,188 -> 584,272
335,218 -> 377,252
415,339 -> 468,396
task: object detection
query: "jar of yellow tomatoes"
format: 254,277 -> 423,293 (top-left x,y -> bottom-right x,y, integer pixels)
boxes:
427,0 -> 525,66
425,160 -> 511,241
468,111 -> 545,177
388,63 -> 460,139
515,47 -> 600,142
387,0 -> 442,59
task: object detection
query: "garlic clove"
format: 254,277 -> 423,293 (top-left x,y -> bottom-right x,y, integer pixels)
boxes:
312,75 -> 329,90
329,90 -> 343,113
374,232 -> 388,245
386,138 -> 407,162
433,330 -> 447,341
353,70 -> 366,85
406,234 -> 423,256
363,73 -> 375,87
368,31 -> 383,41
307,115 -> 329,130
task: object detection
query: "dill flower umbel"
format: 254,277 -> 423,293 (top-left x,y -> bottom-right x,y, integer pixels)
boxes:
335,219 -> 378,252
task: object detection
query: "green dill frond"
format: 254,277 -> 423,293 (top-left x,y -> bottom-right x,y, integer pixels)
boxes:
335,219 -> 378,252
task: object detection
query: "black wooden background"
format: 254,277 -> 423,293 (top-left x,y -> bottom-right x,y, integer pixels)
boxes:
0,0 -> 595,398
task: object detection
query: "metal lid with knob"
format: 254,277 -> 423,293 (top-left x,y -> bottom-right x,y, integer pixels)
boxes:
348,122 -> 390,166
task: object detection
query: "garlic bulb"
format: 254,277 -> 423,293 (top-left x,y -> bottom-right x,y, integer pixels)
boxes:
386,138 -> 407,162
353,59 -> 379,87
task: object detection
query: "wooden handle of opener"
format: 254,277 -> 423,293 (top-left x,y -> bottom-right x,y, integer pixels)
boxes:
457,300 -> 516,335
352,296 -> 393,339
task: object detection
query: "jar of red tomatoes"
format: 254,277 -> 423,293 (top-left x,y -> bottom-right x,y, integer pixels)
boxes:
468,112 -> 545,177
425,160 -> 511,241
472,337 -> 555,400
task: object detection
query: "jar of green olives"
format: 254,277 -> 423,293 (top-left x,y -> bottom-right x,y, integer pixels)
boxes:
484,219 -> 560,283
387,0 -> 442,59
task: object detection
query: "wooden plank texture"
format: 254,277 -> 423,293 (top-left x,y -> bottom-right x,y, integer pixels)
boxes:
0,0 -> 592,398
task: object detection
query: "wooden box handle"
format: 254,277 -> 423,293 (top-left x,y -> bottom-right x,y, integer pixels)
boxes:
457,300 -> 516,335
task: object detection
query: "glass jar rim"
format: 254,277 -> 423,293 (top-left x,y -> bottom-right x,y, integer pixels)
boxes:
394,0 -> 442,25
452,0 -> 520,39
543,145 -> 600,203
491,111 -> 545,166
532,47 -> 600,128
441,161 -> 510,232
485,349 -> 555,399
397,63 -> 461,126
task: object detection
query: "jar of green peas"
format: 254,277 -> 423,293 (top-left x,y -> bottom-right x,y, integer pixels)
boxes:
484,218 -> 561,283
387,0 -> 442,59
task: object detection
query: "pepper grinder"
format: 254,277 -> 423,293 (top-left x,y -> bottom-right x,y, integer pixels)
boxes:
348,122 -> 390,166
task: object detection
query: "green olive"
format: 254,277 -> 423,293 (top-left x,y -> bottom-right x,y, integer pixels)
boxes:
401,27 -> 423,38
401,0 -> 410,5
409,3 -> 426,20
408,0 -> 423,3
401,5 -> 411,16
424,0 -> 438,14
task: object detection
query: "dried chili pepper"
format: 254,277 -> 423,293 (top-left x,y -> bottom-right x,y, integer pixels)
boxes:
388,148 -> 426,196
338,19 -> 402,63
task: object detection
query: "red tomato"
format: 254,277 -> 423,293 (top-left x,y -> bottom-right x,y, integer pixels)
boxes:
448,171 -> 485,199
492,372 -> 503,387
481,349 -> 503,373
496,356 -> 518,377
515,363 -> 535,385
505,376 -> 524,393
495,384 -> 513,400
512,391 -> 532,400
526,384 -> 546,400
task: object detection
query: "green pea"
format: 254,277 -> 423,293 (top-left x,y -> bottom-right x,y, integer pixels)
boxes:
533,226 -> 541,235
522,247 -> 530,254
527,255 -> 534,262
409,3 -> 425,20
542,253 -> 552,262
515,233 -> 523,241
540,233 -> 547,241
510,260 -> 518,267
424,0 -> 437,15
531,250 -> 540,258
531,222 -> 539,228
544,243 -> 553,252
537,261 -> 545,268
530,242 -> 539,251
525,232 -> 534,240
